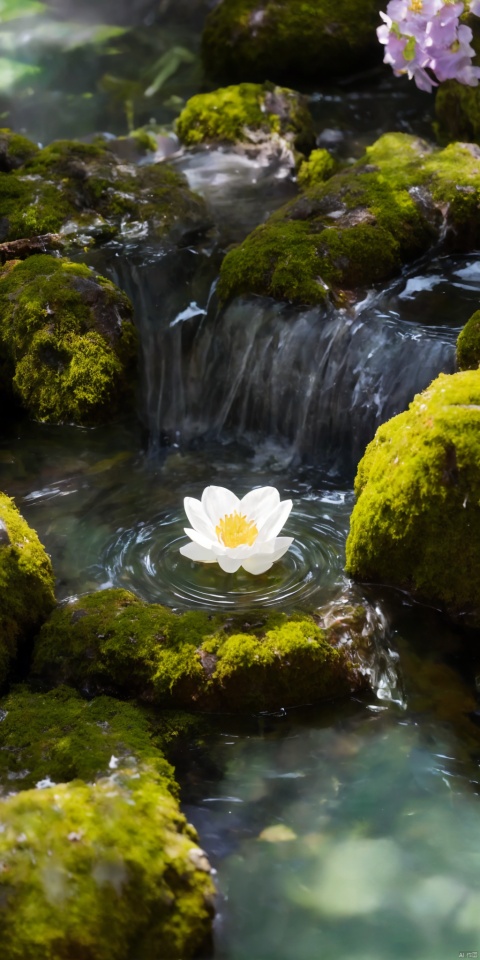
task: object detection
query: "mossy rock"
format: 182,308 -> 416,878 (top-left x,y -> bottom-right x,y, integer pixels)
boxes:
0,685 -> 176,793
217,133 -> 480,307
176,82 -> 314,155
0,128 -> 39,173
32,588 -> 367,711
0,133 -> 209,246
0,255 -> 137,424
297,148 -> 338,189
435,81 -> 480,145
345,370 -> 480,626
0,493 -> 55,688
201,0 -> 383,85
457,310 -> 480,370
0,770 -> 214,959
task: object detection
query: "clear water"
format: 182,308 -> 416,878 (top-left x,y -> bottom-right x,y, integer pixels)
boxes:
2,4 -> 480,959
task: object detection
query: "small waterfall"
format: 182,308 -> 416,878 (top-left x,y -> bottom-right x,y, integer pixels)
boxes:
89,244 -> 471,480
181,295 -> 456,478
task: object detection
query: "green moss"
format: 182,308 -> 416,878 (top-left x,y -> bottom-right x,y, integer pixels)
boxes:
0,685 -> 175,793
0,771 -> 215,959
345,370 -> 480,624
297,149 -> 338,189
0,492 -> 55,688
201,0 -> 382,84
32,588 -> 364,711
0,128 -> 39,172
457,310 -> 480,370
0,255 -> 137,424
218,132 -> 480,306
176,82 -> 314,154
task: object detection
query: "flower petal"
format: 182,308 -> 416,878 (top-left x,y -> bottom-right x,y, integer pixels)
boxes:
241,555 -> 275,575
269,537 -> 294,560
201,486 -> 240,527
179,542 -> 217,563
256,500 -> 293,543
184,527 -> 215,550
183,497 -> 216,541
216,555 -> 243,573
239,487 -> 280,524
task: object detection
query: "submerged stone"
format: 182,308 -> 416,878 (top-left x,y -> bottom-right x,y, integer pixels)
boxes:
0,133 -> 210,247
176,82 -> 315,159
201,0 -> 383,85
0,493 -> 55,690
345,370 -> 480,627
0,770 -> 215,959
32,588 -> 368,711
217,133 -> 480,307
0,255 -> 137,424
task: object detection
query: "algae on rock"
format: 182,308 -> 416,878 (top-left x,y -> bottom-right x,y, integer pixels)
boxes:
0,492 -> 55,690
32,588 -> 367,711
201,0 -> 383,85
345,370 -> 480,626
176,82 -> 314,157
0,255 -> 137,424
217,133 -> 480,307
0,770 -> 215,960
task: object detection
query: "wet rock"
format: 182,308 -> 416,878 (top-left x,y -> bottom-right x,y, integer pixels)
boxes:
0,492 -> 55,690
176,82 -> 315,160
217,132 -> 480,307
297,149 -> 338,189
0,129 -> 39,173
32,588 -> 369,712
0,255 -> 137,425
201,0 -> 383,85
0,132 -> 210,248
346,370 -> 480,628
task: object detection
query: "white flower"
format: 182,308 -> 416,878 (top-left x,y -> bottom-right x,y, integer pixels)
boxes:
179,485 -> 294,575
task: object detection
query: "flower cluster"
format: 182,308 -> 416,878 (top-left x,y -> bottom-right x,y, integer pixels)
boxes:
378,0 -> 480,92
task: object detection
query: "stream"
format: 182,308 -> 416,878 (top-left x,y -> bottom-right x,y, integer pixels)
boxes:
2,2 -> 480,958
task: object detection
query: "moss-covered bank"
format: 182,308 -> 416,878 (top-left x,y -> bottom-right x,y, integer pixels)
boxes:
0,770 -> 214,959
32,588 -> 367,711
176,82 -> 314,156
0,493 -> 54,689
345,370 -> 480,626
201,0 -> 383,85
0,255 -> 137,424
0,134 -> 209,247
217,133 -> 480,307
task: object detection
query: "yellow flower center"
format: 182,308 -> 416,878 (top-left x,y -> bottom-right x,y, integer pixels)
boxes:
215,511 -> 259,548
409,0 -> 423,11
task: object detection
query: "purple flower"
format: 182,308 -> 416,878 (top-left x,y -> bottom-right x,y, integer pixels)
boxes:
378,0 -> 480,91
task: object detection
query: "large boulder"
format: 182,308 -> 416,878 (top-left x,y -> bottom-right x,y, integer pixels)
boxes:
32,588 -> 369,711
217,133 -> 480,307
0,134 -> 210,247
201,0 -> 383,85
0,493 -> 55,688
176,82 -> 315,158
0,255 -> 137,424
345,370 -> 480,626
